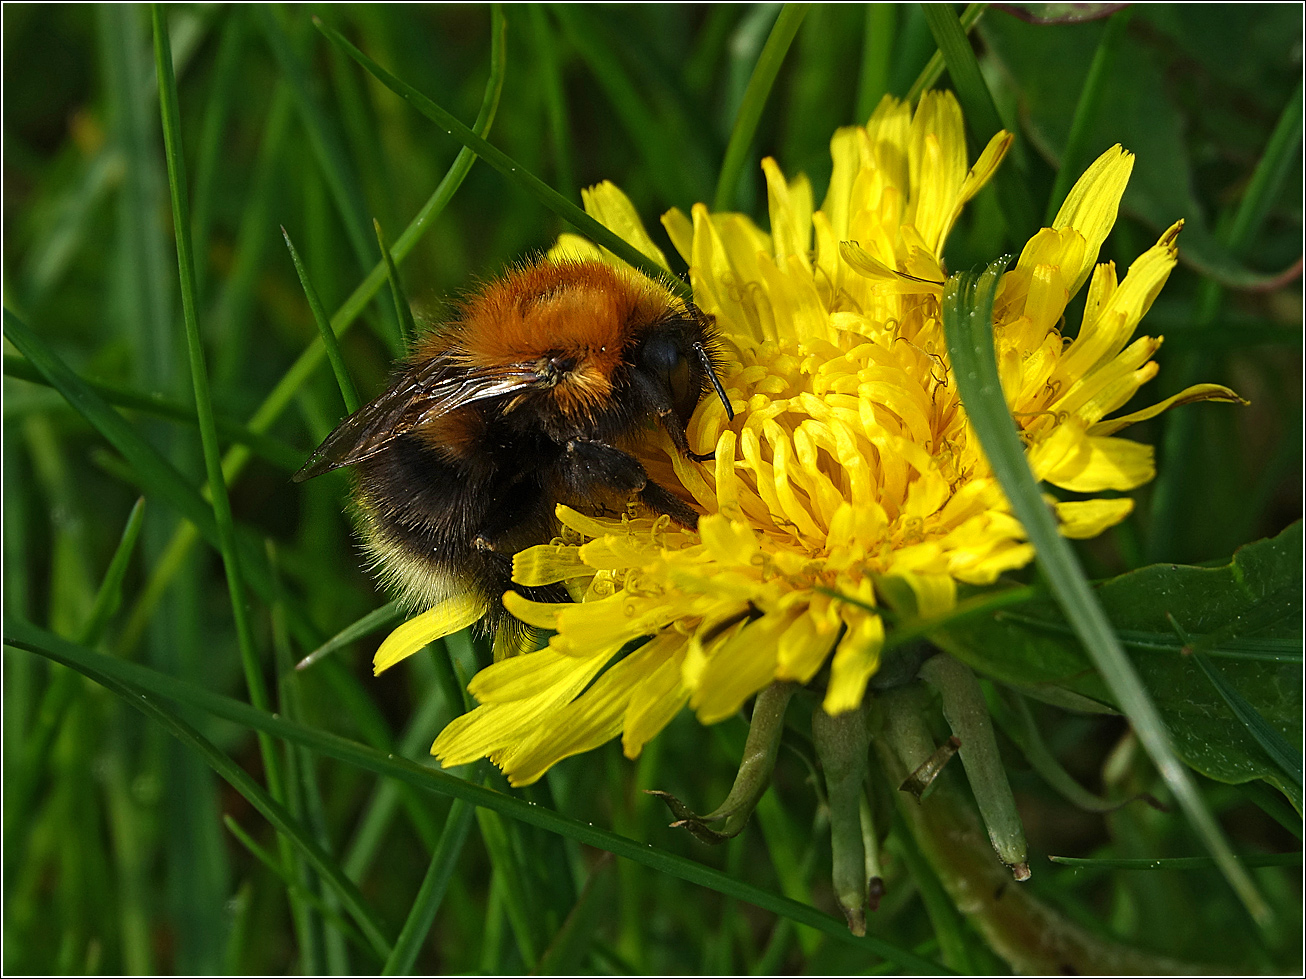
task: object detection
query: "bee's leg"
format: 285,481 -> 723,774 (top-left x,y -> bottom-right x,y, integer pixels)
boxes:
657,409 -> 715,463
561,439 -> 701,530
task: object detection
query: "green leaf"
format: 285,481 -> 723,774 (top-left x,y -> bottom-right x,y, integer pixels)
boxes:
935,525 -> 1304,809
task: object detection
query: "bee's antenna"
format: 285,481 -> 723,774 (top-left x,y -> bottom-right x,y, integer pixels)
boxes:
693,342 -> 735,421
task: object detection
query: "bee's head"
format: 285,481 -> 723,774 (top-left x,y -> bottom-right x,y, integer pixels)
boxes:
630,309 -> 732,428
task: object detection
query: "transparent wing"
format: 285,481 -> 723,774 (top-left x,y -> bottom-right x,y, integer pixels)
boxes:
293,356 -> 539,481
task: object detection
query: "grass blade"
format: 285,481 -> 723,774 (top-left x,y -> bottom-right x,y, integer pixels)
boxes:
1147,82 -> 1304,562
1050,853 -> 1301,871
4,354 -> 303,472
6,617 -> 949,975
153,0 -> 275,730
296,601 -> 401,671
223,817 -> 376,958
855,4 -> 895,122
713,3 -> 809,212
1170,617 -> 1304,792
383,798 -> 477,975
254,4 -> 403,356
312,14 -> 689,299
905,3 -> 985,104
282,228 -> 361,414
940,261 -> 1271,926
552,6 -> 706,207
80,496 -> 148,647
1043,7 -> 1134,225
40,640 -> 395,960
527,4 -> 576,202
374,218 -> 416,349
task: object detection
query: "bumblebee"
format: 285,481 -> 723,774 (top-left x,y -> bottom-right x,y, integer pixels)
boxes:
296,258 -> 733,642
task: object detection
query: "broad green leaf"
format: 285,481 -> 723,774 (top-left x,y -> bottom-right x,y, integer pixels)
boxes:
935,524 -> 1303,808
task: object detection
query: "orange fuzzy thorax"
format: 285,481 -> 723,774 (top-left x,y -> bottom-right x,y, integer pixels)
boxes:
414,260 -> 681,421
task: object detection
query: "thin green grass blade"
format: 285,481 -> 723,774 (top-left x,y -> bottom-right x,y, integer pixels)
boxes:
18,146 -> 119,306
296,601 -> 401,672
268,542 -> 332,972
282,228 -> 361,414
80,496 -> 147,646
1043,7 -> 1134,225
153,2 -> 275,726
1224,81 -> 1304,255
154,22 -> 344,959
190,8 -> 246,298
341,685 -> 449,882
1050,853 -> 1301,871
856,4 -> 895,122
528,4 -> 576,202
223,817 -> 376,957
552,6 -> 705,207
114,5 -> 508,648
6,618 -> 949,975
905,3 -> 985,104
211,82 -> 293,388
989,687 -> 1159,814
38,643 -> 395,960
534,854 -> 614,975
383,798 -> 476,975
4,496 -> 147,879
920,4 -> 1037,240
940,261 -> 1271,927
3,310 -> 219,542
713,3 -> 809,212
313,14 -> 689,299
3,355 -> 303,471
374,218 -> 416,350
254,5 -> 403,356
477,804 -> 542,968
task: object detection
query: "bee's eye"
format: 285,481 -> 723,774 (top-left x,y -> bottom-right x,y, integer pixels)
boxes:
640,335 -> 695,420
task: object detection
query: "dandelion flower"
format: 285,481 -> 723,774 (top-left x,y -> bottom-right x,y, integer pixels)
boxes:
392,91 -> 1241,785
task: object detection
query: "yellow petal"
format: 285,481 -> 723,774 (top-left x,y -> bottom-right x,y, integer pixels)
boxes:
1052,144 -> 1134,296
374,594 -> 488,675
1030,422 -> 1155,492
1055,498 -> 1134,538
432,647 -> 615,767
581,181 -> 670,270
1089,383 -> 1247,435
691,609 -> 800,724
498,637 -> 678,785
623,635 -> 691,758
502,591 -> 566,631
823,610 -> 884,714
513,544 -> 589,586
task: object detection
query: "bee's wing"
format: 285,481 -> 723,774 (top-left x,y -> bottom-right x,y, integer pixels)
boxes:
293,357 -> 539,481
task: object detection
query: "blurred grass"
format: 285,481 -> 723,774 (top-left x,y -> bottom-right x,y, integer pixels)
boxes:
3,4 -> 1301,974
